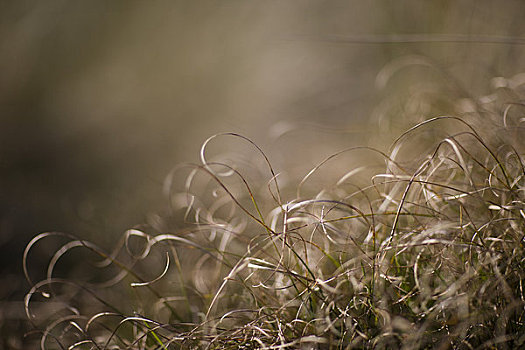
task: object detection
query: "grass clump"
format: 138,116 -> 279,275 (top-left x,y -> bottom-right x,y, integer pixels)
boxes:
23,71 -> 525,349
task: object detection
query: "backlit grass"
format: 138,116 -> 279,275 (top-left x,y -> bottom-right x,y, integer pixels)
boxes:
23,70 -> 525,349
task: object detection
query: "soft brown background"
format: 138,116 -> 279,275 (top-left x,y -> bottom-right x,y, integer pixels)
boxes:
2,1 -> 525,347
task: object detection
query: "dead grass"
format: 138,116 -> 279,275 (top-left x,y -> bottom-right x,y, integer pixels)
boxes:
23,69 -> 525,349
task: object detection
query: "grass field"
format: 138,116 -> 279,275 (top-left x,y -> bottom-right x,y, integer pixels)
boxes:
22,68 -> 525,349
3,2 -> 525,349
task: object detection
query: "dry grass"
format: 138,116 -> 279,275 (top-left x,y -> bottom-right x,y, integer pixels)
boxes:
23,69 -> 525,349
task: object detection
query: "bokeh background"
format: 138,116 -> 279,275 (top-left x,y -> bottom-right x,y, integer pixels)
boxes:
2,1 -> 525,347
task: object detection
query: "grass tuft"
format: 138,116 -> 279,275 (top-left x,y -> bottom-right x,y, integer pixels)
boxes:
24,70 -> 525,349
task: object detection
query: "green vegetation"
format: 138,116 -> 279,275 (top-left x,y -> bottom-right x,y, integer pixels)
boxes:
23,70 -> 525,349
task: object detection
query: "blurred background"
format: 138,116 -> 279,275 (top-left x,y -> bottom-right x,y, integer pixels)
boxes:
1,1 -> 525,347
